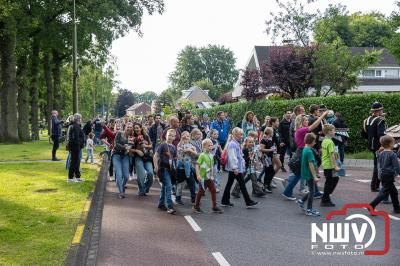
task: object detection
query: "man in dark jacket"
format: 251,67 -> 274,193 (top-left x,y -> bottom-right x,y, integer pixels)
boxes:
362,102 -> 387,192
279,110 -> 292,172
67,113 -> 85,182
148,114 -> 165,151
51,110 -> 64,161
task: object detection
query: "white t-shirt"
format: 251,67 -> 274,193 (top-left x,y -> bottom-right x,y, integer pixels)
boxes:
86,138 -> 94,150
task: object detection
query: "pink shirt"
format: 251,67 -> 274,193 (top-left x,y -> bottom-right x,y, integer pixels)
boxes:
295,127 -> 309,148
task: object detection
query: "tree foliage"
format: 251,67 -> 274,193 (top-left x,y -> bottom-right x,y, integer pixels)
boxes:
240,69 -> 262,102
169,45 -> 239,100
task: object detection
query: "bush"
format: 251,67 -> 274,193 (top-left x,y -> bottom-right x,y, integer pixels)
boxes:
194,93 -> 400,152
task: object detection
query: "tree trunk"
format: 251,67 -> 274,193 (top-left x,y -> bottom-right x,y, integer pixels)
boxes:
17,54 -> 30,141
52,50 -> 62,114
0,18 -> 20,143
43,52 -> 54,136
30,38 -> 40,140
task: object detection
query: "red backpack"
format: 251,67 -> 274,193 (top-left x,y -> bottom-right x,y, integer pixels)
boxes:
221,148 -> 228,166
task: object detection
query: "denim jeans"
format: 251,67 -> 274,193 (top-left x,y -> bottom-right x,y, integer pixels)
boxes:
283,174 -> 302,197
213,164 -> 219,187
113,154 -> 130,194
159,169 -> 173,208
135,157 -> 154,194
178,159 -> 191,178
66,150 -> 82,170
86,149 -> 94,163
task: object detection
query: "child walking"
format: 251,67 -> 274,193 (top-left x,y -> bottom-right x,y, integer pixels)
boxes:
209,129 -> 223,193
85,132 -> 95,164
369,135 -> 400,213
259,127 -> 276,193
321,124 -> 341,207
296,133 -> 321,217
193,139 -> 223,214
154,129 -> 177,215
176,131 -> 198,205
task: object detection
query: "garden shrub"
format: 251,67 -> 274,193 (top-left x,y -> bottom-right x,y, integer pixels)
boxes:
194,93 -> 400,152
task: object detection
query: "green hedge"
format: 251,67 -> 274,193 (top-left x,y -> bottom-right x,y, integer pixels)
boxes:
194,93 -> 400,152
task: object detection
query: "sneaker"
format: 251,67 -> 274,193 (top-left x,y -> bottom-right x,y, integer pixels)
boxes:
320,201 -> 336,207
300,188 -> 309,194
281,167 -> 287,173
176,200 -> 184,205
193,206 -> 204,213
314,192 -> 324,199
296,199 -> 305,211
216,188 -> 221,193
246,201 -> 259,209
264,187 -> 272,193
158,205 -> 167,211
75,178 -> 84,182
167,207 -> 176,215
52,158 -> 61,161
67,178 -> 76,183
231,193 -> 240,198
118,193 -> 125,199
253,191 -> 266,198
281,193 -> 296,201
109,176 -> 115,182
221,202 -> 234,207
212,207 -> 224,213
305,209 -> 321,217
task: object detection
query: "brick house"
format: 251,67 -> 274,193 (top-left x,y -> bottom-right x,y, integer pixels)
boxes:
125,102 -> 151,116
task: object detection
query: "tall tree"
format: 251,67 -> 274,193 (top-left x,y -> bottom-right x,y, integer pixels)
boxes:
240,69 -> 262,103
114,89 -> 135,117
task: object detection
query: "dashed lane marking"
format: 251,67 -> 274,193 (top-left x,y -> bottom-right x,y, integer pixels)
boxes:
184,215 -> 202,232
212,252 -> 230,266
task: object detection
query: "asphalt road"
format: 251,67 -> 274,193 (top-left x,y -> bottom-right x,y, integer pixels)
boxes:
97,167 -> 400,266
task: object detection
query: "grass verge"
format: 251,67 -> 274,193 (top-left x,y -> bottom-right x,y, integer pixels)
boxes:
345,150 -> 374,160
0,156 -> 99,265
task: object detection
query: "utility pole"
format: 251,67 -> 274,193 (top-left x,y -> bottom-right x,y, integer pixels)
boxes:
72,0 -> 79,113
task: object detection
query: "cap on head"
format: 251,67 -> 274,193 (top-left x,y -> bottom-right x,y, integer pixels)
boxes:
371,102 -> 383,111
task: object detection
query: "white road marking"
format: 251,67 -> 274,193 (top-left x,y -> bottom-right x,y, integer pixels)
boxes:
389,215 -> 400,221
212,252 -> 230,266
355,179 -> 371,183
184,215 -> 202,232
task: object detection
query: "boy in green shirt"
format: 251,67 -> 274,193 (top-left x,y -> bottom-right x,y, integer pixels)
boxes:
193,139 -> 223,214
321,124 -> 341,207
297,133 -> 321,217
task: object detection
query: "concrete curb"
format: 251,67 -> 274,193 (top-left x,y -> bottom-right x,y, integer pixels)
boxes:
65,159 -> 108,266
344,159 -> 373,169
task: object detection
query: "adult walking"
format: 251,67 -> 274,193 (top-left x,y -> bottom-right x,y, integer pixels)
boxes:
180,114 -> 195,133
66,114 -> 85,182
113,122 -> 134,198
362,102 -> 387,192
148,114 -> 165,151
131,123 -> 154,196
51,110 -> 64,161
241,111 -> 257,139
281,111 -> 328,200
162,116 -> 181,147
210,111 -> 231,149
279,110 -> 292,172
221,127 -> 259,208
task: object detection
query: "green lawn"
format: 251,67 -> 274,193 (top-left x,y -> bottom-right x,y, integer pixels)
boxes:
0,139 -> 69,161
0,163 -> 98,266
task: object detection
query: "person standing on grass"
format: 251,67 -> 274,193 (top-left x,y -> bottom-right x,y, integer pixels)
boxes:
296,133 -> 321,217
51,110 -> 64,161
362,102 -> 387,192
193,138 -> 223,214
154,129 -> 178,215
369,135 -> 400,214
85,132 -> 95,164
66,113 -> 85,182
113,122 -> 133,199
320,124 -> 341,207
221,127 -> 259,209
279,110 -> 293,172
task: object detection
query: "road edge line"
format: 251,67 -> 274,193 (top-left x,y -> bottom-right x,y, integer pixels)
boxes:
184,215 -> 202,231
212,252 -> 230,266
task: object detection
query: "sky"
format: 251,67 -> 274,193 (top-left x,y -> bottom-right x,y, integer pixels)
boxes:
110,0 -> 396,94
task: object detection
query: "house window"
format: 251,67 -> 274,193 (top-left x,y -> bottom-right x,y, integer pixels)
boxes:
375,70 -> 382,77
362,70 -> 375,77
385,69 -> 399,77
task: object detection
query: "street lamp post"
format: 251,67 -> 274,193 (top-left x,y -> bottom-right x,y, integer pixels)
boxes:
72,0 -> 78,113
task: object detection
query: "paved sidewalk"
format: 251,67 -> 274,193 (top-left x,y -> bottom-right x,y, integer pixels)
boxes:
96,180 -> 217,266
344,158 -> 373,169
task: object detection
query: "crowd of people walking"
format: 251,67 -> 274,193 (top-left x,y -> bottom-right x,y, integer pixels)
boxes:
49,100 -> 400,216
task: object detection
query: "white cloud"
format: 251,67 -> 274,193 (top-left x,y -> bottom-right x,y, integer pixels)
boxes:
111,0 -> 396,95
